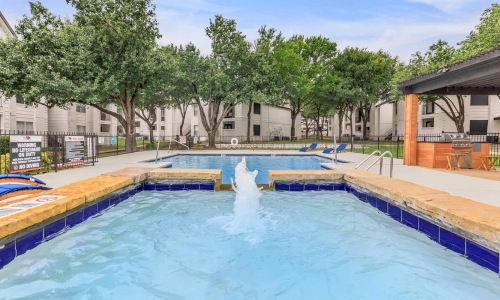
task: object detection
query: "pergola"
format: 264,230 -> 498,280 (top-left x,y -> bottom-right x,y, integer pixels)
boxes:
398,48 -> 500,166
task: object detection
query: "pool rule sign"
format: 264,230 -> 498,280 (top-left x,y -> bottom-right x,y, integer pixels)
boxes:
64,136 -> 85,165
9,135 -> 43,173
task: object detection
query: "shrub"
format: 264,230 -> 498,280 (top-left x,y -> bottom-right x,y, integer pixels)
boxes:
1,153 -> 9,173
0,136 -> 9,155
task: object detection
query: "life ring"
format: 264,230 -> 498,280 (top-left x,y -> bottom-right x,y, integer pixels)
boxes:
230,138 -> 238,147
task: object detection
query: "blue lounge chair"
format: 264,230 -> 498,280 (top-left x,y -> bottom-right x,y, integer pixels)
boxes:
322,143 -> 347,154
299,143 -> 318,152
0,174 -> 46,185
0,183 -> 48,200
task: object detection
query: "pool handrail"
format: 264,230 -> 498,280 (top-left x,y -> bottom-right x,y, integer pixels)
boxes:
355,150 -> 394,178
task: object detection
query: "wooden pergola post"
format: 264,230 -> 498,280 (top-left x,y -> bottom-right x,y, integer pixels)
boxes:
404,94 -> 418,166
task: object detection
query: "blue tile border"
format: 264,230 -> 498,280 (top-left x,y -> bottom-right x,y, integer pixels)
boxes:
466,240 -> 500,273
274,181 -> 345,192
144,153 -> 342,163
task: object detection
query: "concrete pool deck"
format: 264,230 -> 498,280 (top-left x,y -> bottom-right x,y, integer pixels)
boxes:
34,149 -> 500,208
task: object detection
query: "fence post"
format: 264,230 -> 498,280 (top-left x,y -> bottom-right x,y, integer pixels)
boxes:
92,136 -> 95,166
377,136 -> 380,151
53,135 -> 58,173
396,136 -> 400,159
116,136 -> 119,155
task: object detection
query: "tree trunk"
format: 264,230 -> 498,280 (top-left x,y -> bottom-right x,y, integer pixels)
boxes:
246,101 -> 253,143
179,104 -> 188,136
208,131 -> 216,149
338,111 -> 344,143
179,117 -> 185,137
148,123 -> 155,147
291,111 -> 299,140
124,101 -> 137,153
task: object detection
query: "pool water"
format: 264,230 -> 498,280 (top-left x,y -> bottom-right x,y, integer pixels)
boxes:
1,190 -> 499,299
162,154 -> 331,184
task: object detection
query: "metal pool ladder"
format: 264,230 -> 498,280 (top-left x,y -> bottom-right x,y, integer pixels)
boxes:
355,150 -> 394,178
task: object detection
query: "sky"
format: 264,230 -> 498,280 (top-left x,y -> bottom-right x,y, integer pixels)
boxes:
0,0 -> 496,61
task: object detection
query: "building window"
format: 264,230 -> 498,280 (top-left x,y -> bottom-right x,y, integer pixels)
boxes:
153,125 -> 157,130
161,109 -> 165,121
355,110 -> 362,123
223,121 -> 234,129
224,103 -> 235,118
253,103 -> 261,115
16,121 -> 34,131
135,121 -> 141,128
100,112 -> 110,121
16,96 -> 24,104
76,104 -> 86,113
193,105 -> 198,116
193,125 -> 199,136
253,124 -> 261,136
470,95 -> 488,106
422,118 -> 434,128
100,124 -> 111,133
76,125 -> 86,133
423,102 -> 434,114
160,126 -> 165,130
469,120 -> 488,134
355,125 -> 361,132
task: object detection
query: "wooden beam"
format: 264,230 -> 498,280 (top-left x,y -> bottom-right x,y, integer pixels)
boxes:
418,86 -> 500,95
404,94 -> 418,166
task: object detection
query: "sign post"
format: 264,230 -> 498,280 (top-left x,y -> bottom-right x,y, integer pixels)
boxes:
9,135 -> 43,173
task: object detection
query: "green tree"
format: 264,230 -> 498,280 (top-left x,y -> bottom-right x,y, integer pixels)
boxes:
334,48 -> 396,139
0,0 -> 161,152
243,26 -> 282,142
457,3 -> 500,60
273,35 -> 337,139
194,15 -> 251,148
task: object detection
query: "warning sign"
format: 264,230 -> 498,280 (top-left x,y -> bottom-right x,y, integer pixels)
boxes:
65,136 -> 85,165
9,135 -> 42,173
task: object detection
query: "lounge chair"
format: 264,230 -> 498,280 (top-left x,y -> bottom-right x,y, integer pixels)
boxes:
299,143 -> 318,152
322,143 -> 347,154
0,174 -> 46,186
0,183 -> 49,201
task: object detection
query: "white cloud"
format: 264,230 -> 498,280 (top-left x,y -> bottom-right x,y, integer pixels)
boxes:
154,0 -> 236,14
156,9 -> 212,54
271,15 -> 478,62
406,0 -> 478,13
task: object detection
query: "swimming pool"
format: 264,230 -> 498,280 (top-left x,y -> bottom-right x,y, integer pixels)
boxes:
159,154 -> 332,184
1,190 -> 499,299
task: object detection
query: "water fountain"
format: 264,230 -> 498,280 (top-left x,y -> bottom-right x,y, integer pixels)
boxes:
224,157 -> 269,243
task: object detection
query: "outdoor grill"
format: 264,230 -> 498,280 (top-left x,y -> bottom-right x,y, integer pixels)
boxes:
441,132 -> 472,148
441,132 -> 473,168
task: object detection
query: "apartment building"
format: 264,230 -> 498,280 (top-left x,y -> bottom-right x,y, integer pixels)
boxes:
201,102 -> 301,142
328,102 -> 394,139
134,105 -> 193,139
394,95 -> 500,135
134,102 -> 300,142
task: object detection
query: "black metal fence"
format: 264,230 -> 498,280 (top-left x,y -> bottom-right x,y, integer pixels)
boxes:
4,130 -> 497,175
0,130 -> 98,175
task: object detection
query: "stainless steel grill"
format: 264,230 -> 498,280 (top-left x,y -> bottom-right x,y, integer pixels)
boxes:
441,132 -> 472,148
